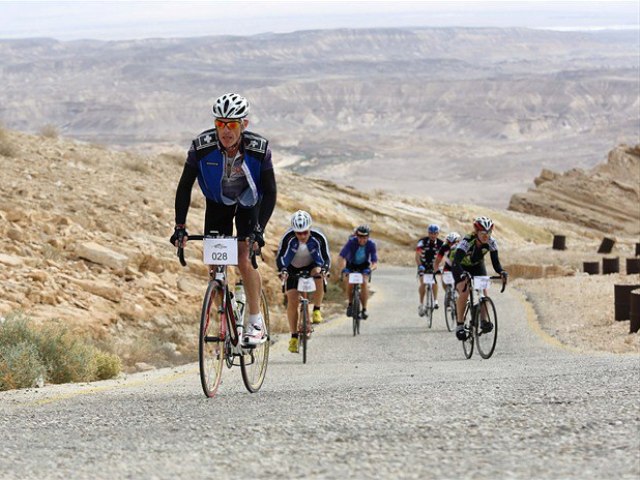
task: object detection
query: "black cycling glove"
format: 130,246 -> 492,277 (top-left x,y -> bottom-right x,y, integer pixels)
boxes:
170,225 -> 188,246
252,228 -> 265,248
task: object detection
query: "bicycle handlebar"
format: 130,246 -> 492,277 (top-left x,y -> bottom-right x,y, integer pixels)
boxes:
176,234 -> 260,269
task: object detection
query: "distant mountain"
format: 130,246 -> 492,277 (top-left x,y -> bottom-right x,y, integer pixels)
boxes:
509,144 -> 640,235
0,27 -> 638,206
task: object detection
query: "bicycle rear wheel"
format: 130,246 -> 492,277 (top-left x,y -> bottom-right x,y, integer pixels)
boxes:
199,281 -> 225,398
461,303 -> 474,359
240,290 -> 271,392
475,297 -> 498,359
426,286 -> 433,329
352,286 -> 361,336
444,288 -> 456,332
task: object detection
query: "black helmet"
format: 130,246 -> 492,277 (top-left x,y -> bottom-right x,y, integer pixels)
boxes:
355,224 -> 371,236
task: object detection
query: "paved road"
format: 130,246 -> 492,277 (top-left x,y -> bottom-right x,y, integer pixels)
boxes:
1,266 -> 638,479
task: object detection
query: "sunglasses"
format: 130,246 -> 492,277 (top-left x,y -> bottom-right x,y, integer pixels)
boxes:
215,119 -> 242,130
295,231 -> 310,236
356,234 -> 369,238
477,230 -> 492,235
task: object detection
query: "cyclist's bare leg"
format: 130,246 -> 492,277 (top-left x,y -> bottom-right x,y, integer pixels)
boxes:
344,276 -> 353,303
433,280 -> 439,303
311,267 -> 324,309
456,282 -> 469,324
286,289 -> 299,333
361,277 -> 369,309
418,282 -> 425,304
238,241 -> 261,315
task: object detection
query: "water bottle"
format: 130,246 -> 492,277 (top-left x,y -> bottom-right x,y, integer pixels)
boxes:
234,281 -> 246,321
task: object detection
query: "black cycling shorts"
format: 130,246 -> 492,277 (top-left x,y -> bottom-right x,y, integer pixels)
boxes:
286,264 -> 319,291
204,200 -> 258,238
453,263 -> 487,285
346,261 -> 371,272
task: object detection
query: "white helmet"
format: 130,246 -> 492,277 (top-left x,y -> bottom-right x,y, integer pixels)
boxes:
473,216 -> 494,232
446,232 -> 460,244
290,210 -> 312,232
212,93 -> 249,119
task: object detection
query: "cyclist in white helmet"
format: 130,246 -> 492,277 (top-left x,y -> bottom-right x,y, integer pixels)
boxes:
434,231 -> 461,273
452,216 -> 508,341
276,210 -> 331,353
415,224 -> 444,316
171,93 -> 277,347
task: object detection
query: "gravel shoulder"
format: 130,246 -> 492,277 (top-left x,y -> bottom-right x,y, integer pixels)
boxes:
512,273 -> 640,355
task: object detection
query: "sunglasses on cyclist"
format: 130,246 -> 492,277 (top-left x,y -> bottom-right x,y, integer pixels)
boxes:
295,230 -> 310,236
356,234 -> 369,238
215,119 -> 242,130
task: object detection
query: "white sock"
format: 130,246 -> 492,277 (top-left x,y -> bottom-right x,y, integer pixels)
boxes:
249,313 -> 263,327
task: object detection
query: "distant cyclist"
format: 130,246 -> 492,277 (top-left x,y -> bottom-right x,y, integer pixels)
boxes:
451,216 -> 508,341
339,225 -> 378,320
434,231 -> 461,273
276,210 -> 331,353
415,224 -> 444,316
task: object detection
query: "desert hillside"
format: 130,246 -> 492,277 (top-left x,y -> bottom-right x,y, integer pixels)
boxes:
1,27 -> 637,207
0,128 -> 637,365
509,144 -> 640,235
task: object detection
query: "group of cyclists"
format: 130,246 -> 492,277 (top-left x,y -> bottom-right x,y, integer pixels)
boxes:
170,92 -> 507,355
415,218 -> 508,340
275,211 -> 378,352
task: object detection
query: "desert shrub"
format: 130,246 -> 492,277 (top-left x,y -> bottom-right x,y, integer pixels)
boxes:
39,124 -> 59,139
94,350 -> 123,380
0,126 -> 17,157
0,341 -> 46,390
0,314 -> 122,391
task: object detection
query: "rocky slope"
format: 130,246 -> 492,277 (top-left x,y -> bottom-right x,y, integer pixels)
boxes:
0,128 -> 636,366
508,144 -> 640,236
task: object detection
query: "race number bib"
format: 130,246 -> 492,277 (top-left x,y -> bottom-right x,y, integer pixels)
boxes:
472,276 -> 491,290
297,277 -> 316,293
348,273 -> 364,284
442,272 -> 455,285
203,238 -> 238,265
422,275 -> 435,285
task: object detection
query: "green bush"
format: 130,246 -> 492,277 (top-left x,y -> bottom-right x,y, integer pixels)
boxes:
0,341 -> 46,390
0,313 -> 122,391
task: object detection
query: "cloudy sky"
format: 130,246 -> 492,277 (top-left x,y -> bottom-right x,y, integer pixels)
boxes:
0,0 -> 638,40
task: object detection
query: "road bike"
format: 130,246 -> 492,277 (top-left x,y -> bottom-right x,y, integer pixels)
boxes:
177,233 -> 270,398
419,272 -> 437,329
442,271 -> 457,332
460,275 -> 506,359
346,271 -> 368,336
282,270 -> 323,364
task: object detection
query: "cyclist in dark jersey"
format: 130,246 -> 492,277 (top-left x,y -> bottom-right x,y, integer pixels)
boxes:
339,225 -> 378,320
170,93 -> 277,347
415,224 -> 444,316
451,216 -> 508,341
434,231 -> 461,273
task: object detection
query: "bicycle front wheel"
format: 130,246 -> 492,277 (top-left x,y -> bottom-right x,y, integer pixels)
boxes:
199,281 -> 225,398
241,290 -> 271,392
444,288 -> 456,332
352,286 -> 361,336
300,305 -> 309,364
475,297 -> 498,359
426,286 -> 433,329
461,303 -> 474,359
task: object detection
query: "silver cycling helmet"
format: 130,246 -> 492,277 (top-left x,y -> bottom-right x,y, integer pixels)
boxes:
446,231 -> 461,244
291,210 -> 312,232
473,216 -> 494,232
212,93 -> 249,119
